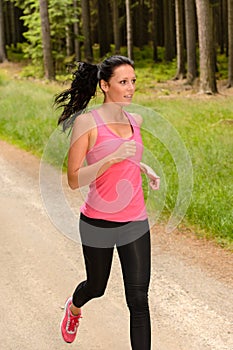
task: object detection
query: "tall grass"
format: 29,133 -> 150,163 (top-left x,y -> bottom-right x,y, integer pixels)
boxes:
0,67 -> 232,248
140,98 -> 233,246
0,76 -> 58,156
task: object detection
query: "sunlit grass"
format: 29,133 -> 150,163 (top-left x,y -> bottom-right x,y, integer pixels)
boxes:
140,98 -> 233,246
0,65 -> 232,248
0,78 -> 58,156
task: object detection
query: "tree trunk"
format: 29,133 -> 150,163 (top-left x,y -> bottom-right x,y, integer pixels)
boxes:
151,0 -> 158,62
66,25 -> 73,57
9,1 -> 17,47
174,0 -> 185,79
184,0 -> 197,84
134,0 -> 144,48
210,2 -> 219,75
157,0 -> 164,46
112,0 -> 121,53
15,7 -> 24,44
164,0 -> 176,61
195,0 -> 217,94
73,0 -> 81,61
227,0 -> 233,87
81,0 -> 93,63
218,0 -> 225,54
0,0 -> 7,62
39,0 -> 55,80
97,0 -> 110,57
126,0 -> 133,59
222,0 -> 228,56
4,2 -> 10,45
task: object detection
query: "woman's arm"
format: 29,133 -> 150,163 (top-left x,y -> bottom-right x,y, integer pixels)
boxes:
140,162 -> 160,190
68,134 -> 113,189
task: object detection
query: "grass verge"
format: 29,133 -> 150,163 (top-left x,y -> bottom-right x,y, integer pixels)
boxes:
0,67 -> 232,249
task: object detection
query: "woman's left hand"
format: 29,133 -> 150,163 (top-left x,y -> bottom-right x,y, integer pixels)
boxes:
140,162 -> 160,190
147,170 -> 160,190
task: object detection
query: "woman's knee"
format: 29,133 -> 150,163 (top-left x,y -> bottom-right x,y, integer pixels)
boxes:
87,285 -> 106,299
73,280 -> 107,307
126,290 -> 149,313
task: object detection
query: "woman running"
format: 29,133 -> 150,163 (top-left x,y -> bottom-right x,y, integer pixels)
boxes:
55,55 -> 160,350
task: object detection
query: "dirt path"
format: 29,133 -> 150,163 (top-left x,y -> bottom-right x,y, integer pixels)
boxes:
0,140 -> 232,350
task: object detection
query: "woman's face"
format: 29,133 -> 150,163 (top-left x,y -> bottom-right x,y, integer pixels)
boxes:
102,64 -> 136,105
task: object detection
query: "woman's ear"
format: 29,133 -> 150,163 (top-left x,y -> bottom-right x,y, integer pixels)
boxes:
100,79 -> 109,93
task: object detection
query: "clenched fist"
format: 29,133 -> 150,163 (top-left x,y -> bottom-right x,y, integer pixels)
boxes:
111,140 -> 136,164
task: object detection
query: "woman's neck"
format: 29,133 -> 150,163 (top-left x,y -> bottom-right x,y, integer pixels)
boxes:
99,103 -> 126,122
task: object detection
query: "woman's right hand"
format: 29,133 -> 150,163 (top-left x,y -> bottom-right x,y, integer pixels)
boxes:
111,140 -> 136,164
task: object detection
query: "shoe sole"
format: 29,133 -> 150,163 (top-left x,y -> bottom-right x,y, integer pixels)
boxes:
60,297 -> 74,343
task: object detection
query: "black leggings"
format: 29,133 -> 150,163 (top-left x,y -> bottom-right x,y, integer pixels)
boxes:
73,216 -> 151,350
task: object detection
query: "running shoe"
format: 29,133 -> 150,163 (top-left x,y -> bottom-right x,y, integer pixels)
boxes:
60,297 -> 82,343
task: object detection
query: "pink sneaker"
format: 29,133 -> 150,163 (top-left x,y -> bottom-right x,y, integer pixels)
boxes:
61,297 -> 82,343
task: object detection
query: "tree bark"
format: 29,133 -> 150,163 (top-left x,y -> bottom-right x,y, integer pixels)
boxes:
195,0 -> 217,94
97,0 -> 110,57
164,0 -> 176,61
227,0 -> 233,87
66,25 -> 73,57
9,1 -> 17,47
112,0 -> 121,54
151,0 -> 158,62
174,0 -> 185,79
126,0 -> 133,59
134,0 -> 144,48
210,2 -> 219,75
39,0 -> 55,80
0,0 -> 7,62
222,0 -> 228,56
184,0 -> 197,84
81,0 -> 93,63
218,0 -> 225,54
73,0 -> 81,61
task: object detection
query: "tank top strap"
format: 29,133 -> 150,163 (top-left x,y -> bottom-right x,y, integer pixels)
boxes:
91,109 -> 103,126
124,111 -> 138,127
92,109 -> 138,129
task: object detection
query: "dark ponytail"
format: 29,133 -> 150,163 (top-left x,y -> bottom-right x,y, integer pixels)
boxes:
55,62 -> 98,131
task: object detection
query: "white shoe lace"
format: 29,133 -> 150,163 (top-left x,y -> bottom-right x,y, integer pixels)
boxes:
66,309 -> 81,334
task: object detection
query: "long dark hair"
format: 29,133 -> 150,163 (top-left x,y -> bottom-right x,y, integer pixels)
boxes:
54,55 -> 134,131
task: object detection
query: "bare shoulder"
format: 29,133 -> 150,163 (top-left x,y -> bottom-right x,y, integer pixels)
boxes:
70,112 -> 96,147
72,111 -> 96,136
130,113 -> 143,127
73,111 -> 95,128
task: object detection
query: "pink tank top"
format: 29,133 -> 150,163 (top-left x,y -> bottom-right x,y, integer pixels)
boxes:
80,109 -> 148,222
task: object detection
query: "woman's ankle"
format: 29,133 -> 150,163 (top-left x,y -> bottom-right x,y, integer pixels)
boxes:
70,303 -> 81,316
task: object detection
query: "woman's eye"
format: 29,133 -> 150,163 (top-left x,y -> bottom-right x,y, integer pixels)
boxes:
120,79 -> 136,85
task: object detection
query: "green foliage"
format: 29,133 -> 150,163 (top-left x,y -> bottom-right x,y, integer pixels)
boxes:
20,64 -> 44,79
6,43 -> 25,62
11,0 -> 80,73
216,53 -> 228,80
12,0 -> 43,67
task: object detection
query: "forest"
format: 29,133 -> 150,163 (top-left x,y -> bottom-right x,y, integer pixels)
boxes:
0,0 -> 233,94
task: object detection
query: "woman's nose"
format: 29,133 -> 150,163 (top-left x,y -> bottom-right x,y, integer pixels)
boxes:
127,82 -> 135,90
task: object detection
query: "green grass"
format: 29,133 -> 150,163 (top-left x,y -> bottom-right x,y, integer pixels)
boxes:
138,98 -> 233,247
0,66 -> 232,249
0,76 -> 58,156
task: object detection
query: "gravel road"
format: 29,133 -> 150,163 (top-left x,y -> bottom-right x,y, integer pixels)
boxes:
0,140 -> 232,350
